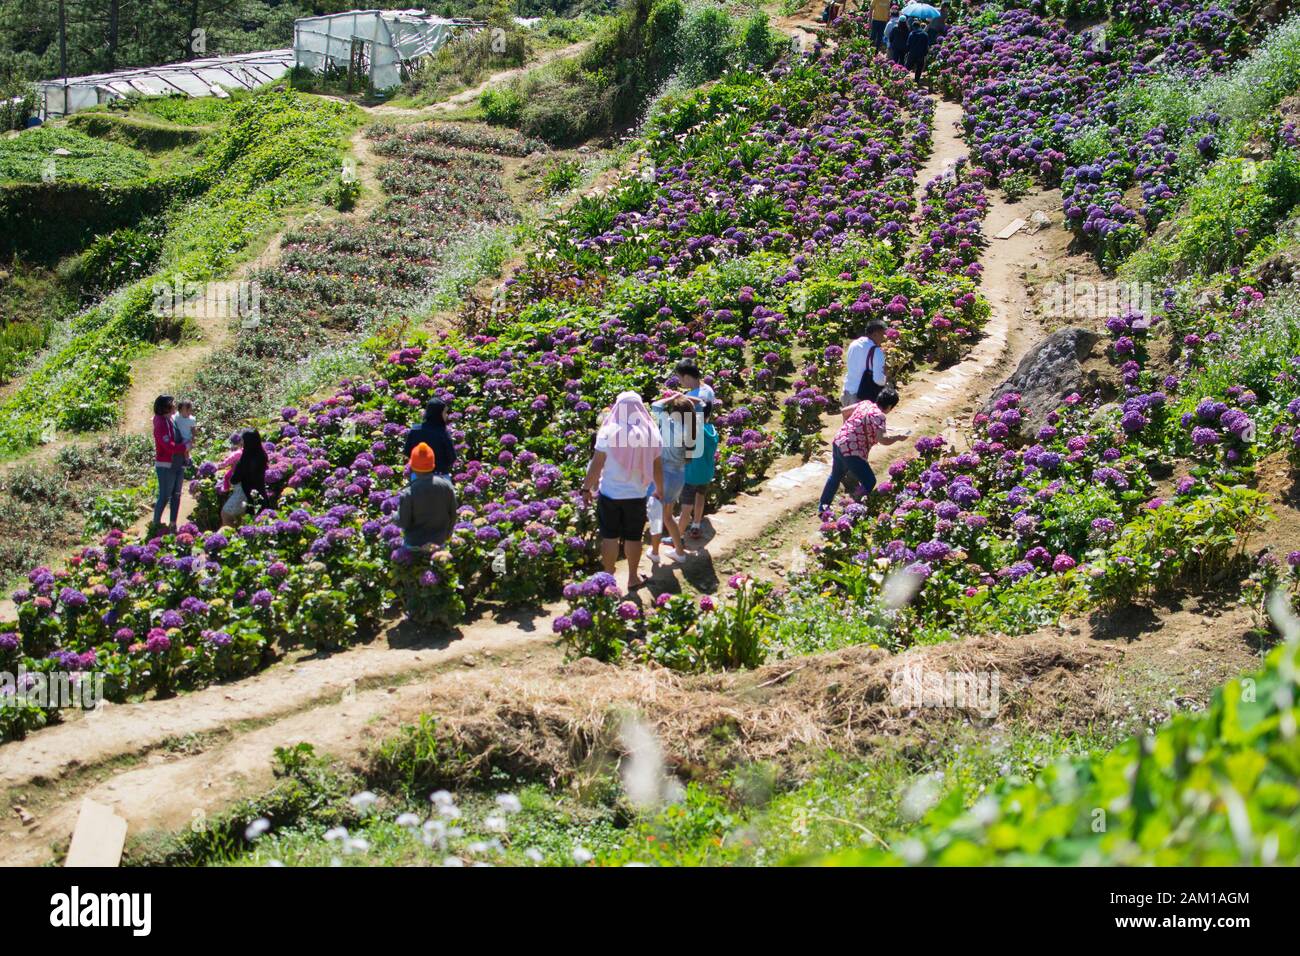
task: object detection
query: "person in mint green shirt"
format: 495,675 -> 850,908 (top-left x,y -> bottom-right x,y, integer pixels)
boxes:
682,399 -> 719,540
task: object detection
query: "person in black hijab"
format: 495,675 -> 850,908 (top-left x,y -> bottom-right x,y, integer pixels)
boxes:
402,399 -> 456,478
229,428 -> 269,505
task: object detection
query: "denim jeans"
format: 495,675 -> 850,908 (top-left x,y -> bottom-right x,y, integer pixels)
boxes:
154,464 -> 183,526
819,443 -> 877,512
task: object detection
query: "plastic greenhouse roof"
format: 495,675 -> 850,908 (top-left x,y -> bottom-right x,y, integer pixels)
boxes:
36,49 -> 294,118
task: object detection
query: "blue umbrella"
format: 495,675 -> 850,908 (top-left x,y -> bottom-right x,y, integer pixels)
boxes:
899,3 -> 941,18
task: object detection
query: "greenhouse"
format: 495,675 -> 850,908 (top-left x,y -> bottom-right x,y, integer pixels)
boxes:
292,9 -> 484,90
34,49 -> 295,119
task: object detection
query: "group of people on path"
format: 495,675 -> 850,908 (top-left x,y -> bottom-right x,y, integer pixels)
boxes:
152,388 -> 462,547
581,361 -> 720,594
150,325 -> 907,597
580,333 -> 911,593
817,0 -> 948,84
151,393 -> 271,534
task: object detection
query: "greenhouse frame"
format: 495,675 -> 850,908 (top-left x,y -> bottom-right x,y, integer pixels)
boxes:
292,10 -> 484,90
35,50 -> 295,119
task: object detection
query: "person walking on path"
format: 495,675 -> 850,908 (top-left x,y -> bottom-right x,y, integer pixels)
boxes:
870,0 -> 894,49
582,392 -> 665,593
398,442 -> 458,548
883,7 -> 902,49
683,399 -> 718,540
819,387 -> 908,514
888,16 -> 910,66
674,360 -> 717,416
151,394 -> 186,535
403,398 -> 456,478
647,393 -> 694,565
906,19 -> 933,83
841,320 -> 889,408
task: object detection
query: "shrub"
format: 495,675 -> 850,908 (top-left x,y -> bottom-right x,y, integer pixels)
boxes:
735,10 -> 781,71
0,126 -> 151,183
825,623 -> 1300,865
480,86 -> 526,127
676,5 -> 734,88
0,76 -> 35,132
541,158 -> 583,195
71,224 -> 165,297
519,77 -> 615,144
327,174 -> 362,212
641,575 -> 772,671
554,571 -> 638,662
1135,150 -> 1300,279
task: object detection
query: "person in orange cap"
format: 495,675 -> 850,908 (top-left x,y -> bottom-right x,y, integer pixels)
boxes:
398,442 -> 457,548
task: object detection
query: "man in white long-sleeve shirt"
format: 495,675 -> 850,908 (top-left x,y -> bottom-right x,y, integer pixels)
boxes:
840,320 -> 888,408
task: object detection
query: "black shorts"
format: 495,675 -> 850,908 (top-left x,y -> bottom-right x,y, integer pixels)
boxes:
596,494 -> 648,542
682,482 -> 709,506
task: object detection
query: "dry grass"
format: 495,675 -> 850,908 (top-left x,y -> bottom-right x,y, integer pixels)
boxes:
399,633 -> 1119,791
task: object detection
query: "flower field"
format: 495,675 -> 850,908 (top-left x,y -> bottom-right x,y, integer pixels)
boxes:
0,40 -> 995,739
3,4 -> 1300,877
557,10 -> 1300,669
931,1 -> 1298,268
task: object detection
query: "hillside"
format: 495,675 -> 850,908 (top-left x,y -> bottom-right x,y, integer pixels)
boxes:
1,0 -> 1299,886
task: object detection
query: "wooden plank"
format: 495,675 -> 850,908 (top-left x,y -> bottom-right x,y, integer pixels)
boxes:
995,218 -> 1027,240
65,799 -> 127,868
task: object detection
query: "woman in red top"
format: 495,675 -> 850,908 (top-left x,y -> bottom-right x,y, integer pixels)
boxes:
151,394 -> 185,534
819,386 -> 907,514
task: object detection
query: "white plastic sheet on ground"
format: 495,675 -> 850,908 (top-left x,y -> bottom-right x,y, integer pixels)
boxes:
35,49 -> 295,119
293,9 -> 483,90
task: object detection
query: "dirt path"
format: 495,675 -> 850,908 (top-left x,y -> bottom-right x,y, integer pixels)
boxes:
0,93 -> 1072,865
668,99 -> 1052,585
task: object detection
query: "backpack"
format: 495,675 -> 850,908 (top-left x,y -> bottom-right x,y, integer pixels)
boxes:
855,342 -> 884,402
684,422 -> 719,486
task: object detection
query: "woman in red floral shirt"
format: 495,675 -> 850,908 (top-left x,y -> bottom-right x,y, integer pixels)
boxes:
819,386 -> 907,513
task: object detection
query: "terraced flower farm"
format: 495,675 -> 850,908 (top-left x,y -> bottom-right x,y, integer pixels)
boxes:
1,0 -> 1299,896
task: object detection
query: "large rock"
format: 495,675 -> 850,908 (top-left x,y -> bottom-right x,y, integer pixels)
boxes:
982,327 -> 1101,441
